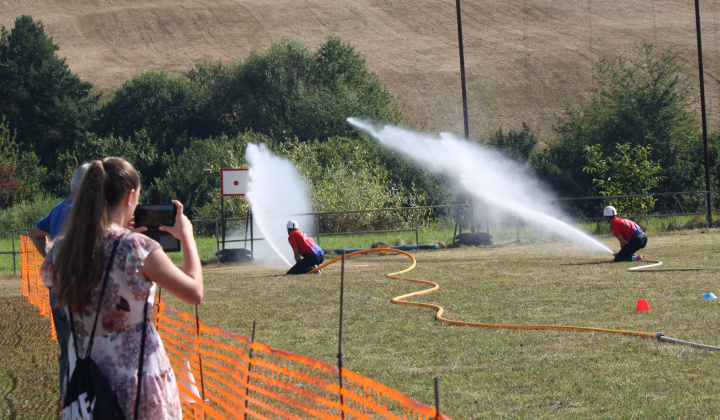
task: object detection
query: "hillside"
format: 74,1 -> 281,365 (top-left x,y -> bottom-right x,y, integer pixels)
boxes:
2,0 -> 719,139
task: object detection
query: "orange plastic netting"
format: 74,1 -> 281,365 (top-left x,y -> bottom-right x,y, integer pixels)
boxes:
19,236 -> 449,420
19,235 -> 56,340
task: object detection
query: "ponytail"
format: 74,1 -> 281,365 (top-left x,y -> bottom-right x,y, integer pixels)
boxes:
52,157 -> 140,313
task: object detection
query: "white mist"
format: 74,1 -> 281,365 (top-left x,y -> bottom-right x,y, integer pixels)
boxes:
245,143 -> 316,266
347,118 -> 612,254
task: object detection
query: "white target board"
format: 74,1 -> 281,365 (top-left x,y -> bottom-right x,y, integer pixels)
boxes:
221,168 -> 249,196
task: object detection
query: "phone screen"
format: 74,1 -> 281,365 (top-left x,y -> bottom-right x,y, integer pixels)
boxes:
134,204 -> 176,230
133,204 -> 181,252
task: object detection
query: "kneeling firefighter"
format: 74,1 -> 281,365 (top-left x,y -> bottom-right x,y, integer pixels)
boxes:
286,220 -> 325,274
604,206 -> 647,262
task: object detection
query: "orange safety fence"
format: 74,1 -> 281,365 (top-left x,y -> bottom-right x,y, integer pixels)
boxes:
19,235 -> 450,420
19,235 -> 56,340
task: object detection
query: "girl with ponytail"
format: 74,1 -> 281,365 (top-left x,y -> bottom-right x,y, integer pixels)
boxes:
41,157 -> 202,419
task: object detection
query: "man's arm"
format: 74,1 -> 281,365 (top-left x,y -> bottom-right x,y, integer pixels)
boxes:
292,246 -> 301,263
617,236 -> 628,248
28,226 -> 49,257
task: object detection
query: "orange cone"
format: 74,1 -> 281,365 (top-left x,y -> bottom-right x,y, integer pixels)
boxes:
636,299 -> 651,312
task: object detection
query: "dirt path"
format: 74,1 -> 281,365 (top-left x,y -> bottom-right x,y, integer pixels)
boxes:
0,296 -> 59,419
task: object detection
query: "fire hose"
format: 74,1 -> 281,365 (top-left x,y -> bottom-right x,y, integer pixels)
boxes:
311,249 -> 720,351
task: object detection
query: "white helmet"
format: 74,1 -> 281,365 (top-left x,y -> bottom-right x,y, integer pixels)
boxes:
286,220 -> 299,229
603,206 -> 617,217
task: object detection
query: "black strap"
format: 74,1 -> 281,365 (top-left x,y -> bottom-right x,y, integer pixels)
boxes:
134,291 -> 150,420
65,232 -> 150,419
69,234 -> 125,360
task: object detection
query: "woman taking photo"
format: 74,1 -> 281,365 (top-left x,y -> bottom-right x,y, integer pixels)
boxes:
41,157 -> 203,419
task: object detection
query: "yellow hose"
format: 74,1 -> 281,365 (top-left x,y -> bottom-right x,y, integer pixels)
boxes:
311,248 -> 656,339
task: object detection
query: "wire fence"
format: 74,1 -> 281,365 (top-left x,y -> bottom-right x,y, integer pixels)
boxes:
194,191 -> 718,252
6,190 -> 717,274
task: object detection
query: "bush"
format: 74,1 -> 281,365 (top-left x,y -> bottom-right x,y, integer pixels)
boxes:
189,35 -> 403,142
0,192 -> 60,232
0,116 -> 47,208
583,143 -> 663,215
537,41 -> 700,211
93,70 -> 215,157
154,132 -> 266,219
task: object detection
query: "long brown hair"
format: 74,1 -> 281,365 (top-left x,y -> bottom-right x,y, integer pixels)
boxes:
52,157 -> 140,313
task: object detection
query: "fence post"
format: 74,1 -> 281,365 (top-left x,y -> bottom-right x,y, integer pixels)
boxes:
215,220 -> 220,256
194,305 -> 206,416
244,320 -> 256,419
486,210 -> 490,236
705,192 -> 710,229
415,208 -> 419,246
315,213 -> 321,245
337,250 -> 347,420
516,216 -> 520,243
12,230 -> 17,276
434,376 -> 441,420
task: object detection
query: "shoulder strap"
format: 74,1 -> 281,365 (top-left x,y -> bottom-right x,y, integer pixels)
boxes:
134,290 -> 150,420
68,233 -> 125,360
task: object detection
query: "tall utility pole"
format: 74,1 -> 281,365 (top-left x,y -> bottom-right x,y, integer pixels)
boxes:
455,0 -> 476,233
455,0 -> 470,141
694,0 -> 712,227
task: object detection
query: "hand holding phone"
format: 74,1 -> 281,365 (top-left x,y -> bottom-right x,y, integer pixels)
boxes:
134,204 -> 181,252
157,200 -> 195,244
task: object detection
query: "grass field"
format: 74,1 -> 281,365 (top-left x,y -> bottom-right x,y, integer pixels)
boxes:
3,227 -> 720,418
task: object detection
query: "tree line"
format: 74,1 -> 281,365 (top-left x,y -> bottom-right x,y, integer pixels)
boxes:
1,15 -> 717,228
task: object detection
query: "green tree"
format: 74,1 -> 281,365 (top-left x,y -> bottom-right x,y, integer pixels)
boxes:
484,123 -> 539,164
0,15 -> 99,171
583,143 -> 663,215
93,71 -> 214,158
537,41 -> 699,206
193,35 -> 402,142
155,133 -> 265,219
0,116 -> 47,208
57,130 -> 159,191
278,138 -> 403,212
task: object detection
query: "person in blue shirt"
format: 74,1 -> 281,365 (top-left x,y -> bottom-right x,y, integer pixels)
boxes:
28,162 -> 89,397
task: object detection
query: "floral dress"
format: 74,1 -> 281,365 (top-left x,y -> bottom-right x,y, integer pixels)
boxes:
41,227 -> 181,419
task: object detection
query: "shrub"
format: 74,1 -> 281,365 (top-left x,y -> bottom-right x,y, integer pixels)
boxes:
0,192 -> 60,232
537,41 -> 700,210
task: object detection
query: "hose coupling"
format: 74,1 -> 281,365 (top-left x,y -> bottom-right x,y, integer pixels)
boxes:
654,332 -> 666,340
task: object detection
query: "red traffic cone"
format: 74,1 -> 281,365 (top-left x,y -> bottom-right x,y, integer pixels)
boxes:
636,299 -> 651,312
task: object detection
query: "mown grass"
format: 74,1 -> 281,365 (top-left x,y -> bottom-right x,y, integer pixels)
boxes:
1,214 -> 706,273
4,227 -> 720,418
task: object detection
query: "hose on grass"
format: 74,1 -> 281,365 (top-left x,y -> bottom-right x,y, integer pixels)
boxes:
628,260 -> 717,272
311,249 -> 720,350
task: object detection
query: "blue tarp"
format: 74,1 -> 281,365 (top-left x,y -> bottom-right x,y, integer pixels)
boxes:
326,244 -> 439,254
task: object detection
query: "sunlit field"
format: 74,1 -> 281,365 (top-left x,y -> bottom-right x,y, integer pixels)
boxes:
4,228 -> 720,418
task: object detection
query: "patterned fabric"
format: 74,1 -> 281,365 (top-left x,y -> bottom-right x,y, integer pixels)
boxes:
41,227 -> 181,419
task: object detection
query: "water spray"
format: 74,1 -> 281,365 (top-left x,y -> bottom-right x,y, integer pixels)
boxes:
245,143 -> 315,266
348,118 -> 613,255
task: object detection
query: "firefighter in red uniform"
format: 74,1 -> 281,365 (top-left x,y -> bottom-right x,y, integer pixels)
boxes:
286,220 -> 325,274
604,206 -> 647,262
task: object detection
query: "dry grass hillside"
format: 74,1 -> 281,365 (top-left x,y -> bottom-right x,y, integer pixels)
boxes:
2,0 -> 720,138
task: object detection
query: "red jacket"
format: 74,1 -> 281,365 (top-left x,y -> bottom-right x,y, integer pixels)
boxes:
610,218 -> 643,242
